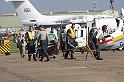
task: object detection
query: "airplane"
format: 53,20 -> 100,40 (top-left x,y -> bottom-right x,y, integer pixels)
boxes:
5,0 -> 115,27
5,0 -> 82,26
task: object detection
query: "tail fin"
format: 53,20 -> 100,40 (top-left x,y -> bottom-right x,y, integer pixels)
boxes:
121,8 -> 124,17
5,0 -> 43,20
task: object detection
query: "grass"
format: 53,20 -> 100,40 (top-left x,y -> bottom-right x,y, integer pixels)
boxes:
10,42 -> 19,53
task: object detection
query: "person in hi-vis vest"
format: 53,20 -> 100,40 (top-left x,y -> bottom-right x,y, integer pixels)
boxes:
26,26 -> 37,61
64,23 -> 76,59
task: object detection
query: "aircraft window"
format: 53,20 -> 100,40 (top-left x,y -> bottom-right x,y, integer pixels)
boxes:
30,20 -> 36,22
81,30 -> 83,37
72,18 -> 76,20
77,16 -> 83,19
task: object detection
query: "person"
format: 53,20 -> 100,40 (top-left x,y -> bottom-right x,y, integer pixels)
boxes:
93,25 -> 108,60
47,27 -> 58,58
48,27 -> 58,43
35,27 -> 40,58
89,27 -> 98,59
26,26 -> 37,61
0,33 -> 2,45
60,26 -> 67,56
16,32 -> 25,58
38,25 -> 50,61
64,23 -> 76,59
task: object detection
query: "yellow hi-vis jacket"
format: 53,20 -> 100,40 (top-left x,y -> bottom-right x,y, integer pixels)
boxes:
28,31 -> 35,40
69,27 -> 76,39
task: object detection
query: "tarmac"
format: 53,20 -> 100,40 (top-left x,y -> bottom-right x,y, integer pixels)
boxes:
0,51 -> 124,82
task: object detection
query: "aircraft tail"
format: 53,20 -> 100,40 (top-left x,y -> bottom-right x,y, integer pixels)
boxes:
121,8 -> 124,17
5,0 -> 43,20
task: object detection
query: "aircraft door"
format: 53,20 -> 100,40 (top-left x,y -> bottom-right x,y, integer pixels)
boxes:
75,25 -> 87,47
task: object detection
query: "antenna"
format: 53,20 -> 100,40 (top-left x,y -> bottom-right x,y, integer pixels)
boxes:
109,0 -> 114,14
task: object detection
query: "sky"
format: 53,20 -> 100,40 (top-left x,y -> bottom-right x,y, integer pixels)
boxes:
0,0 -> 124,14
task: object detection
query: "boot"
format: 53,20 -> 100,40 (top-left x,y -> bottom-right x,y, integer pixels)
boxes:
97,58 -> 103,60
53,55 -> 56,59
71,54 -> 76,59
33,54 -> 37,61
28,54 -> 32,61
45,57 -> 50,61
64,51 -> 69,59
70,51 -> 76,59
39,56 -> 43,62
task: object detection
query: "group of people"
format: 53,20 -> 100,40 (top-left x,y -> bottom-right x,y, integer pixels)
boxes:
16,22 -> 109,61
17,24 -> 77,62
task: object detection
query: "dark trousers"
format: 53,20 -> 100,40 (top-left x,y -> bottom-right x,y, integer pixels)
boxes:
39,40 -> 49,61
92,38 -> 101,59
64,44 -> 74,59
60,41 -> 67,52
28,41 -> 36,61
64,37 -> 75,59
